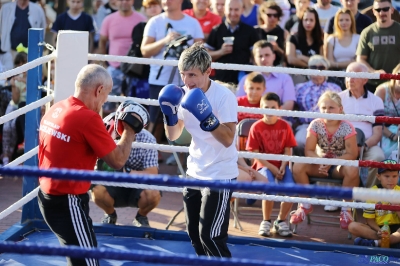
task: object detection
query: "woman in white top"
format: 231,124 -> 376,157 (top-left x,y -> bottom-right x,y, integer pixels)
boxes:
324,8 -> 359,71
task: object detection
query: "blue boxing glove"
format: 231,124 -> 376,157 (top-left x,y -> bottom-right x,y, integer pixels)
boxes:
158,84 -> 185,126
181,88 -> 220,132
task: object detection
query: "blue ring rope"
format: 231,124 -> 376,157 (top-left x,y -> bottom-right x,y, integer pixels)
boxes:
0,241 -> 307,266
0,165 -> 353,199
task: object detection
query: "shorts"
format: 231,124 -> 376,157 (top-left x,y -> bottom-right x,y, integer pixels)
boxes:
258,165 -> 295,184
106,186 -> 143,208
149,84 -> 165,124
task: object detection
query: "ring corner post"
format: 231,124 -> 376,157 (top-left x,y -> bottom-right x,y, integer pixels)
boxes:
21,28 -> 45,224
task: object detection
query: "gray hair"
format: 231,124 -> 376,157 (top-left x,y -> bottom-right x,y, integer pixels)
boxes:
346,62 -> 369,73
178,42 -> 212,73
75,64 -> 111,91
308,55 -> 330,69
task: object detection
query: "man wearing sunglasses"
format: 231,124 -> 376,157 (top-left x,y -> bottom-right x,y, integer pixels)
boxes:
356,0 -> 400,92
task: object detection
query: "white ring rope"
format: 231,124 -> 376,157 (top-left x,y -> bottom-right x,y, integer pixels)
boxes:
88,54 -> 381,80
0,95 -> 53,126
131,142 -> 357,167
92,181 -> 374,209
4,147 -> 39,167
0,186 -> 39,221
0,53 -> 56,81
107,95 -> 377,123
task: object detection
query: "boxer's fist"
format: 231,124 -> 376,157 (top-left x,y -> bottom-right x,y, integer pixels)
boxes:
158,84 -> 185,126
181,88 -> 220,131
115,100 -> 149,136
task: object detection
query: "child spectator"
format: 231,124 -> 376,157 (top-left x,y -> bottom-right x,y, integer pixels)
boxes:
291,91 -> 359,229
246,92 -> 297,237
349,159 -> 400,247
237,72 -> 265,122
51,0 -> 95,52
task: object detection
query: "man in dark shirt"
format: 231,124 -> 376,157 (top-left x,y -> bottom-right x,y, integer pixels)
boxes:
324,0 -> 372,40
205,0 -> 259,84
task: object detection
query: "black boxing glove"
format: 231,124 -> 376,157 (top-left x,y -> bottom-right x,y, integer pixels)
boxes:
115,100 -> 150,136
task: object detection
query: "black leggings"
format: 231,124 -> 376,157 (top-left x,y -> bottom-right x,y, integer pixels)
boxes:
38,189 -> 99,266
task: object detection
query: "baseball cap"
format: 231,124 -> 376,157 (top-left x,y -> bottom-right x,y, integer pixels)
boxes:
142,0 -> 161,7
377,159 -> 398,174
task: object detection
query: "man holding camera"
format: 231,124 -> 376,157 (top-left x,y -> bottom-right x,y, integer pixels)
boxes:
141,0 -> 204,139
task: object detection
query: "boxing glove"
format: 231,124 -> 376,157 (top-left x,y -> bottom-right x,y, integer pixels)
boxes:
181,88 -> 220,132
158,84 -> 185,126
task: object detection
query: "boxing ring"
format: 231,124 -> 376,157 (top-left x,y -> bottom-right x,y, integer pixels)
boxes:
1,29 -> 400,265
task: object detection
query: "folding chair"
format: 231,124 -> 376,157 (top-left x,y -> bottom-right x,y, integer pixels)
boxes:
291,128 -> 366,239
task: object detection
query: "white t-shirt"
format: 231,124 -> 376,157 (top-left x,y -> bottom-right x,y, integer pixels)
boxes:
143,13 -> 204,86
339,90 -> 384,140
178,80 -> 239,180
314,4 -> 340,29
327,34 -> 360,63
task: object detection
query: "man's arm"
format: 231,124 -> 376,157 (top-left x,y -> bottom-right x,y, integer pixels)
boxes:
365,125 -> 383,147
210,122 -> 236,148
281,100 -> 294,110
206,43 -> 232,61
356,55 -> 377,72
98,35 -> 108,55
141,32 -> 180,58
129,166 -> 158,175
165,119 -> 185,141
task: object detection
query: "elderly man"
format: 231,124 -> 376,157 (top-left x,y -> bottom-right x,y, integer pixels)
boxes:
235,40 -> 295,111
37,64 -> 141,266
339,62 -> 385,187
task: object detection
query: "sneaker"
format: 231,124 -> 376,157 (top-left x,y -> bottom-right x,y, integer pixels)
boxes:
324,205 -> 339,212
246,199 -> 257,205
290,205 -> 313,224
340,210 -> 353,229
354,237 -> 376,247
133,215 -> 150,227
258,220 -> 272,237
101,213 -> 117,224
272,220 -> 292,237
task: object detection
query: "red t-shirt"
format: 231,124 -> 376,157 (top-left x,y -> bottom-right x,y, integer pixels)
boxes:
246,119 -> 297,169
183,9 -> 222,34
237,96 -> 263,122
38,96 -> 117,195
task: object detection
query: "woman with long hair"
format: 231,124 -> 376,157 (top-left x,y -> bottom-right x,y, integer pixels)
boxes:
255,1 -> 287,66
286,8 -> 323,69
375,63 -> 400,159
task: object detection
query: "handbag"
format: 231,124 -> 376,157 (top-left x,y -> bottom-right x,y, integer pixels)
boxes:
120,44 -> 145,78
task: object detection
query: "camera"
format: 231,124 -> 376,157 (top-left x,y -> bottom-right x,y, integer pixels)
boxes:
165,35 -> 193,59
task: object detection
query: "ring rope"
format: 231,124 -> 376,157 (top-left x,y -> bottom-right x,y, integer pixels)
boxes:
0,187 -> 39,221
108,95 -> 400,124
88,54 -> 400,81
0,53 -> 56,81
0,241 -> 307,266
4,147 -> 38,167
0,95 -> 53,126
3,166 -> 400,203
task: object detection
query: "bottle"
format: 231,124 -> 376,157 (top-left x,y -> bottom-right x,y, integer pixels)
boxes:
381,221 -> 391,248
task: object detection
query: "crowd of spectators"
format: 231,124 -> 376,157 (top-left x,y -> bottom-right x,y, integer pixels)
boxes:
1,0 -> 400,242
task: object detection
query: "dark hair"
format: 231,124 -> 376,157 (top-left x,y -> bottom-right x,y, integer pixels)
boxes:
257,1 -> 283,25
245,72 -> 265,85
14,52 -> 27,66
261,92 -> 281,106
297,8 -> 323,49
252,40 -> 275,55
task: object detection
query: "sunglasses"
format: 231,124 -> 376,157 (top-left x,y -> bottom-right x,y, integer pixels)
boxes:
374,7 -> 391,12
309,66 -> 326,70
266,13 -> 279,18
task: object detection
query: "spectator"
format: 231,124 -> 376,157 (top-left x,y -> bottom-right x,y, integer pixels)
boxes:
92,114 -> 161,227
210,0 -> 225,18
1,52 -> 27,165
361,5 -> 400,23
291,91 -> 359,229
324,0 -> 372,41
293,55 -> 341,156
313,0 -> 339,29
339,62 -> 385,187
183,0 -> 222,41
141,0 -> 203,141
349,159 -> 400,248
286,7 -> 323,85
356,0 -> 400,92
324,8 -> 359,90
237,72 -> 265,122
246,92 -> 297,237
206,0 -> 259,84
0,0 -> 46,68
255,1 -> 287,66
241,0 -> 258,27
94,0 -> 118,38
374,63 -> 400,159
236,41 -> 296,111
99,0 -> 147,115
51,0 -> 95,52
284,0 -> 310,35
